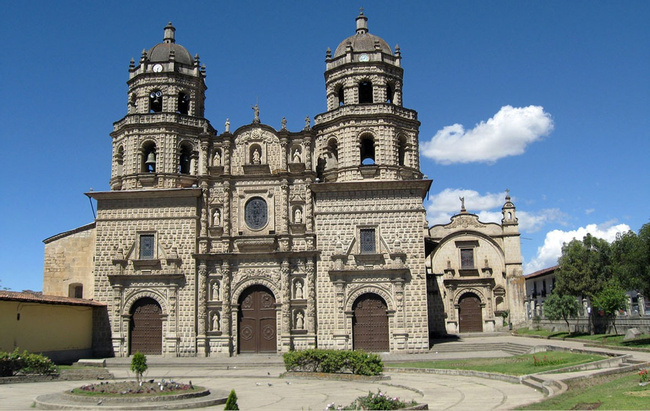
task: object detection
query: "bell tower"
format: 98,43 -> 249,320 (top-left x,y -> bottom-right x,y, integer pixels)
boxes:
313,10 -> 422,182
110,22 -> 213,190
312,12 -> 432,352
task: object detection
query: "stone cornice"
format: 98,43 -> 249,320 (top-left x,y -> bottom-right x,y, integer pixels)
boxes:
86,187 -> 202,200
311,179 -> 431,198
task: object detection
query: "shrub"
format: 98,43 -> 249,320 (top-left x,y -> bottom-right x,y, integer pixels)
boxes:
224,389 -> 239,410
326,390 -> 417,410
0,349 -> 56,377
130,352 -> 148,383
283,349 -> 383,376
0,349 -> 25,377
21,352 -> 56,375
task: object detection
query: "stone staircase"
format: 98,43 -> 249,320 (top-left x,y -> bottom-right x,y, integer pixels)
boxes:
429,342 -> 532,356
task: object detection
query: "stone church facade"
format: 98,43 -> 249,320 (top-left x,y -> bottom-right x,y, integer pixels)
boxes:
43,13 -> 525,357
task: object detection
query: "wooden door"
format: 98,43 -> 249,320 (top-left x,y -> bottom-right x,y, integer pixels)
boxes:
353,294 -> 389,352
238,286 -> 277,353
129,298 -> 162,355
459,294 -> 483,332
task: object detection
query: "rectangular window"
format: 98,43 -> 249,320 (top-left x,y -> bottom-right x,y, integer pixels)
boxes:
360,228 -> 376,254
140,234 -> 155,259
460,248 -> 474,269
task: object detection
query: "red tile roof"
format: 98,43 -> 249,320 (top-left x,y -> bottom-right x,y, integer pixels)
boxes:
0,291 -> 105,307
525,265 -> 558,279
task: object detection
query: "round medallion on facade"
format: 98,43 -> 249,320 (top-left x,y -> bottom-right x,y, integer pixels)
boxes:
244,197 -> 268,229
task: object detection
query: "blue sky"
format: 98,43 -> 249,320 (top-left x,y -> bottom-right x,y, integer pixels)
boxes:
1,1 -> 648,292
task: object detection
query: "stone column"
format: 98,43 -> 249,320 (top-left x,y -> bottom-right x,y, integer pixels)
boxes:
306,258 -> 316,333
280,180 -> 289,234
305,184 -> 314,232
221,260 -> 233,352
196,261 -> 208,356
281,258 -> 291,334
223,140 -> 232,174
199,141 -> 209,175
223,182 -> 231,238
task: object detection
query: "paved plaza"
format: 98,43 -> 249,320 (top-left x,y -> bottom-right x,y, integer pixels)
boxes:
1,335 -> 649,410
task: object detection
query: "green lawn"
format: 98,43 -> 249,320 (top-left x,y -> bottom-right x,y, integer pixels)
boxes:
516,328 -> 650,349
518,372 -> 650,410
386,351 -> 605,376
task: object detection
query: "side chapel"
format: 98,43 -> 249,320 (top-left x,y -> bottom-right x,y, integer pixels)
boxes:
43,13 -> 526,357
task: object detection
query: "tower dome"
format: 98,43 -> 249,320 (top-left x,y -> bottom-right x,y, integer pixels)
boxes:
333,11 -> 393,58
146,22 -> 194,66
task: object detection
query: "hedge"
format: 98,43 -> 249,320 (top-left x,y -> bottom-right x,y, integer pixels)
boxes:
283,349 -> 383,376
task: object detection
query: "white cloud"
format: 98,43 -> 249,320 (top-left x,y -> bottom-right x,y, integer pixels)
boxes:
585,208 -> 595,215
426,188 -> 565,233
524,222 -> 632,274
421,105 -> 554,164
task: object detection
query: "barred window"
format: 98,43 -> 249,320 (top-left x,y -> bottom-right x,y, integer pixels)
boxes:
140,234 -> 155,259
360,228 -> 376,254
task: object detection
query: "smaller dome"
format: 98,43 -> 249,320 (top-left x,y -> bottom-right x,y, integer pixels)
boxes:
333,12 -> 392,58
146,22 -> 194,66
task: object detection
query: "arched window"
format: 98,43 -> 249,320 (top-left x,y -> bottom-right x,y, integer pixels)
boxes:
177,92 -> 190,114
115,145 -> 124,176
358,81 -> 373,104
179,143 -> 193,174
386,83 -> 394,104
336,85 -> 345,106
360,135 -> 375,165
149,90 -> 163,113
142,142 -> 157,172
398,135 -> 407,166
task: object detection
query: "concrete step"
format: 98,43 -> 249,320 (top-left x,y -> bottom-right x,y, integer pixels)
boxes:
429,342 -> 531,356
59,367 -> 114,381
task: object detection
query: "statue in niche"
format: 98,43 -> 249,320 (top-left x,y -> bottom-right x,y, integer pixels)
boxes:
252,148 -> 261,165
292,149 -> 301,163
212,281 -> 220,300
213,150 -> 221,166
295,311 -> 304,329
294,280 -> 303,299
294,207 -> 303,224
213,208 -> 221,226
212,312 -> 220,331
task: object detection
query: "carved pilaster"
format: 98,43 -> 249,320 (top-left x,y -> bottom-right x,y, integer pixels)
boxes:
223,182 -> 231,238
280,140 -> 288,171
334,280 -> 346,330
221,261 -> 232,333
281,258 -> 291,334
197,262 -> 208,336
304,140 -> 312,170
305,184 -> 314,232
393,280 -> 405,328
223,140 -> 232,174
199,141 -> 209,175
280,179 -> 289,233
306,258 -> 316,333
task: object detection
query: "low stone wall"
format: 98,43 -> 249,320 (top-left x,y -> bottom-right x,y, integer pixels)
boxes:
531,316 -> 650,334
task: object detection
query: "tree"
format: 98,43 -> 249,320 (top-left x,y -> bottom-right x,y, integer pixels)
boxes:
130,352 -> 147,383
592,280 -> 627,334
224,389 -> 239,410
611,223 -> 650,296
555,233 -> 612,299
543,293 -> 581,333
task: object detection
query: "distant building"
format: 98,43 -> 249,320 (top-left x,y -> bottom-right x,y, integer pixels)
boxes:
524,265 -> 557,318
43,13 -> 526,357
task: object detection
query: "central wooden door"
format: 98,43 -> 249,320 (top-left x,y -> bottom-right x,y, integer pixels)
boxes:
238,286 -> 277,353
353,294 -> 389,352
459,293 -> 483,333
129,298 -> 163,355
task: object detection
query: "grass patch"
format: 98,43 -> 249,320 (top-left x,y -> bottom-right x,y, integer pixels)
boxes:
387,351 -> 605,376
515,328 -> 650,349
518,372 -> 650,410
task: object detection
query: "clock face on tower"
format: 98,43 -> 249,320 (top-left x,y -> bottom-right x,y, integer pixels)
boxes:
153,64 -> 163,72
359,54 -> 369,62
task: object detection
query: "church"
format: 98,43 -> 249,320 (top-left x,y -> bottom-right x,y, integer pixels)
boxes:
43,13 -> 526,357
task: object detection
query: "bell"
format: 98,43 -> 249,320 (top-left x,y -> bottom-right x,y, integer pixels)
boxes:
145,152 -> 156,171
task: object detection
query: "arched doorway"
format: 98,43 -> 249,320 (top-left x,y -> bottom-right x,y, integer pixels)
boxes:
129,297 -> 163,355
352,293 -> 389,352
459,293 -> 483,333
238,285 -> 277,353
